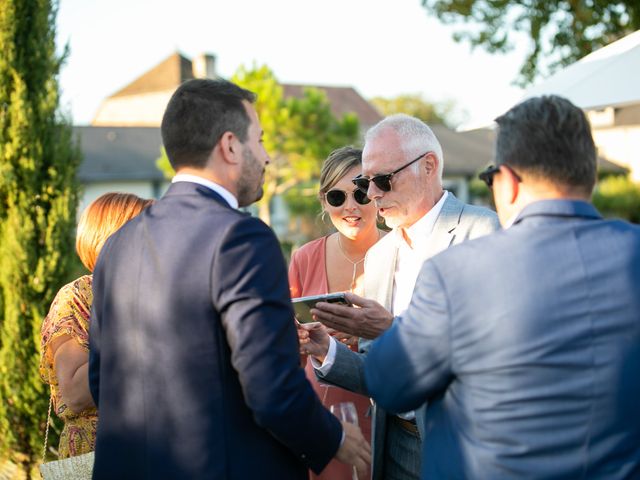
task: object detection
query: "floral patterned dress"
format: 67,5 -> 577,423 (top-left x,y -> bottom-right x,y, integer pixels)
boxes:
40,274 -> 98,458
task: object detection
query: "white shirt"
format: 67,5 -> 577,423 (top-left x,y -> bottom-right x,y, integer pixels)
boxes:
172,173 -> 239,209
315,191 -> 450,413
392,190 -> 448,316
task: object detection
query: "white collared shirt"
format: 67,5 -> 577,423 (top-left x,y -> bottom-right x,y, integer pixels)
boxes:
389,190 -> 447,421
314,192 -> 450,394
392,190 -> 448,316
172,173 -> 239,209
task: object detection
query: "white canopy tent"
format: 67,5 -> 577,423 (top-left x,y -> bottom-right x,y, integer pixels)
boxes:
458,31 -> 640,177
522,29 -> 640,110
460,28 -> 640,131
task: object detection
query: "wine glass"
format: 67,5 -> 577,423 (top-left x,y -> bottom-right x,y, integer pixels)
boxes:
330,401 -> 359,480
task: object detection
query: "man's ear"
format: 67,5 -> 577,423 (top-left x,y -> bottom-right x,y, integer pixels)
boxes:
501,165 -> 520,204
218,131 -> 240,165
424,152 -> 438,176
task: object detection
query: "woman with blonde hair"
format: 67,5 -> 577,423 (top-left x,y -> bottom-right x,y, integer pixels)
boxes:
289,146 -> 384,479
40,192 -> 152,458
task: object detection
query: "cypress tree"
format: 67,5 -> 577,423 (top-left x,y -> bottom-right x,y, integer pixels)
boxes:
0,0 -> 81,469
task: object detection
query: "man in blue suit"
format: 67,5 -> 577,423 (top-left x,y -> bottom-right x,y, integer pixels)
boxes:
88,79 -> 370,479
365,95 -> 640,478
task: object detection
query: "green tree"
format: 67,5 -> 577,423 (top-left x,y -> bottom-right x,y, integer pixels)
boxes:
370,94 -> 459,127
233,65 -> 359,225
0,0 -> 81,470
593,175 -> 640,223
470,171 -> 640,224
421,1 -> 640,86
156,146 -> 173,180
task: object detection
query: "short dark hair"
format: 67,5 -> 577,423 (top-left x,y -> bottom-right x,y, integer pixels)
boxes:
161,79 -> 257,169
494,95 -> 597,195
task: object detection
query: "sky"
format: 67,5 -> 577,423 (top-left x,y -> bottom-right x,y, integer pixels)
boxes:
56,0 -> 530,129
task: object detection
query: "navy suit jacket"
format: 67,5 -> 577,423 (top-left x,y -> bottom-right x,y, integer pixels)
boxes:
89,182 -> 342,479
365,200 -> 640,479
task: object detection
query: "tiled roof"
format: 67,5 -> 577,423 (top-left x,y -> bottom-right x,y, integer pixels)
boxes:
440,126 -> 627,177
281,84 -> 382,128
431,126 -> 494,176
76,126 -> 165,182
110,52 -> 194,98
599,156 -> 629,174
102,52 -> 382,130
75,125 -> 626,183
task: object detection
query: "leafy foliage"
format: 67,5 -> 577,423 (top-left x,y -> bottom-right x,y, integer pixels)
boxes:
593,175 -> 640,223
421,1 -> 640,86
156,147 -> 174,180
470,171 -> 640,224
0,0 -> 81,469
468,176 -> 493,205
370,94 -> 459,127
232,65 -> 360,225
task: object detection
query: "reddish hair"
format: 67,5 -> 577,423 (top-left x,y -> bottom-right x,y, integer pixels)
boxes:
76,193 -> 153,272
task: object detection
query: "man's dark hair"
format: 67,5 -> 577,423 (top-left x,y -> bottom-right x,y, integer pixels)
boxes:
161,79 -> 257,169
494,95 -> 597,195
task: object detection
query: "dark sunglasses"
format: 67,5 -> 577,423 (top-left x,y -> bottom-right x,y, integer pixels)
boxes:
478,164 -> 522,188
352,151 -> 429,193
478,165 -> 501,188
325,188 -> 371,207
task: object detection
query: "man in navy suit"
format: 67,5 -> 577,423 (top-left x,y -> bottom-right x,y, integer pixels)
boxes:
364,95 -> 640,478
88,79 -> 370,479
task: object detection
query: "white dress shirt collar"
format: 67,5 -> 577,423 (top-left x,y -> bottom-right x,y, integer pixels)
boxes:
395,190 -> 448,251
172,173 -> 239,209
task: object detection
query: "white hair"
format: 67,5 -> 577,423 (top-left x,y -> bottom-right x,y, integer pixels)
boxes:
364,114 -> 444,181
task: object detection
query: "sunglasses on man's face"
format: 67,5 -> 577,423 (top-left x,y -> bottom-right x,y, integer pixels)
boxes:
478,165 -> 501,188
325,188 -> 371,207
352,151 -> 429,193
479,164 -> 522,188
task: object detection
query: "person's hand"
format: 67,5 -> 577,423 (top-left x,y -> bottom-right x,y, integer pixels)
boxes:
311,292 -> 394,339
334,421 -> 371,478
327,329 -> 358,347
295,320 -> 309,366
296,321 -> 331,363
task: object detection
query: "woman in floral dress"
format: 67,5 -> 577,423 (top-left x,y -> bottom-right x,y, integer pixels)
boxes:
40,192 -> 152,458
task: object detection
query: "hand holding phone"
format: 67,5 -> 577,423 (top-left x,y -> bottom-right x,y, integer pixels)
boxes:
292,292 -> 351,324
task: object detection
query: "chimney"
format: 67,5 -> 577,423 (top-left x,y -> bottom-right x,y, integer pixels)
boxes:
192,53 -> 217,79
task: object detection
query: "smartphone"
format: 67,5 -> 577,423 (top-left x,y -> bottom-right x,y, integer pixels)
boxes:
292,292 -> 350,324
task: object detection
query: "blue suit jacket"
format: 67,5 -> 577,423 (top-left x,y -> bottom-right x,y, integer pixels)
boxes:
317,193 -> 499,479
89,182 -> 342,479
365,200 -> 640,479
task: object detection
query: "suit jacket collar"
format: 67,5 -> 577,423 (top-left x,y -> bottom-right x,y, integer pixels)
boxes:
424,192 -> 465,259
163,181 -> 234,209
513,199 -> 601,226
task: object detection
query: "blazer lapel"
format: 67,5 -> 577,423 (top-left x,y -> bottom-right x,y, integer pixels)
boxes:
424,193 -> 463,259
364,237 -> 398,311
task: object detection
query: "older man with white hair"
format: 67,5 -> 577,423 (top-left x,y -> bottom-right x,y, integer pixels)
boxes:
299,114 -> 499,479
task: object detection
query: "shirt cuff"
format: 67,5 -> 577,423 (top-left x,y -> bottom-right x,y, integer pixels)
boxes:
310,336 -> 337,375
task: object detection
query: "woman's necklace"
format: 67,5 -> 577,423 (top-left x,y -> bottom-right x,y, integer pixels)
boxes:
337,234 -> 365,293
